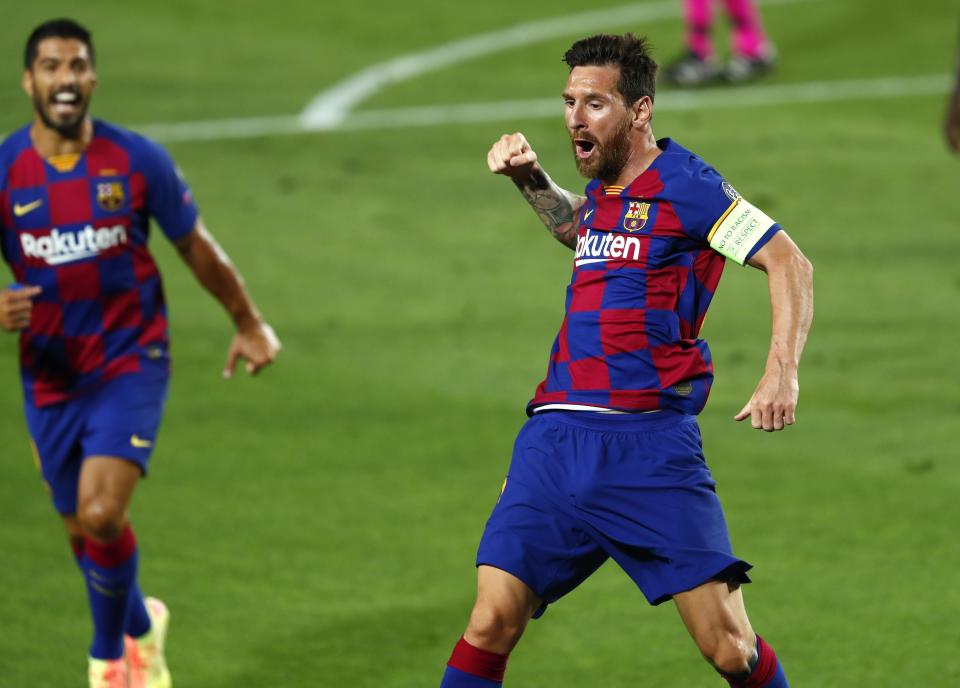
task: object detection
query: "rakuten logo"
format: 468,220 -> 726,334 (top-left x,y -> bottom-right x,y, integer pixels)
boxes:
20,225 -> 128,266
575,229 -> 642,267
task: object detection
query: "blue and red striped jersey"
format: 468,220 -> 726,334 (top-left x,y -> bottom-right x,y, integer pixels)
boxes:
528,138 -> 780,415
0,120 -> 198,407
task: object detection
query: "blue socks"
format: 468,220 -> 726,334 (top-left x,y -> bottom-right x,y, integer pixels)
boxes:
81,523 -> 142,660
125,580 -> 152,639
441,665 -> 504,687
438,633 -> 787,686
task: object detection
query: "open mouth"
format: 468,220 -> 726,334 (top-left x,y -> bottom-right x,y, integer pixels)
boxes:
50,90 -> 82,117
574,138 -> 596,159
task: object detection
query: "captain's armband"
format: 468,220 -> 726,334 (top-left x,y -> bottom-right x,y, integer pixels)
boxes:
706,199 -> 777,265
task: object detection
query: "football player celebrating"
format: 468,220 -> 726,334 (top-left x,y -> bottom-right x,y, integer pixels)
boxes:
0,19 -> 280,688
439,33 -> 812,687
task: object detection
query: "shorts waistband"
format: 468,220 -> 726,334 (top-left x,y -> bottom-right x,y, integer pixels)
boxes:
533,409 -> 695,432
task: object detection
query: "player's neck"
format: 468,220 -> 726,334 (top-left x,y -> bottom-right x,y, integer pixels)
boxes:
29,117 -> 93,160
603,131 -> 661,188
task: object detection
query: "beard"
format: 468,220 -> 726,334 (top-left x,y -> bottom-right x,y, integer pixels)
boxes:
571,115 -> 633,182
33,88 -> 88,139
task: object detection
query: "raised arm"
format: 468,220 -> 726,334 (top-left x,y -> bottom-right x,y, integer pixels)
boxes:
487,133 -> 585,250
734,230 -> 814,431
173,220 -> 281,378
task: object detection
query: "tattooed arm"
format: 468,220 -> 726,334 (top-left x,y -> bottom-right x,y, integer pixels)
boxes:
487,133 -> 585,250
510,168 -> 584,249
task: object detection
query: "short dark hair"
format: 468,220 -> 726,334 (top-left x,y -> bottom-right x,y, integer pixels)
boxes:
563,33 -> 657,105
24,18 -> 95,69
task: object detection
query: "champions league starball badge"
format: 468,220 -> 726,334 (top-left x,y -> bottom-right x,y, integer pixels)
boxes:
721,180 -> 740,202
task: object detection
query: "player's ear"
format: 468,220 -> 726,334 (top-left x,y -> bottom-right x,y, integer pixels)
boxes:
21,69 -> 34,98
631,95 -> 653,129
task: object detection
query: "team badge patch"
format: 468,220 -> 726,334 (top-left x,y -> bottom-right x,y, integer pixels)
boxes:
623,201 -> 650,232
96,182 -> 125,212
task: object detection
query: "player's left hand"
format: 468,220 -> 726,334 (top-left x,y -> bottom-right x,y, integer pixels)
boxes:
223,320 -> 281,378
734,368 -> 799,431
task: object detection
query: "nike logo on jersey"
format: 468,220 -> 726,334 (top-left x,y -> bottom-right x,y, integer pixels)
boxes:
130,434 -> 153,449
583,209 -> 594,222
13,199 -> 43,216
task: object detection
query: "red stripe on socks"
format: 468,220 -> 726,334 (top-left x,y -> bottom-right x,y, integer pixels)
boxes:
748,635 -> 779,687
84,522 -> 137,568
726,635 -> 779,688
447,636 -> 509,683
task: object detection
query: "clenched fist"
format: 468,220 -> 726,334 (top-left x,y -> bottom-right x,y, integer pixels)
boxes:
487,133 -> 541,180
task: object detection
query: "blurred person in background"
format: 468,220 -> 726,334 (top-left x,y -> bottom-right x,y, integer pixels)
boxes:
663,0 -> 777,87
0,18 -> 280,688
945,23 -> 960,152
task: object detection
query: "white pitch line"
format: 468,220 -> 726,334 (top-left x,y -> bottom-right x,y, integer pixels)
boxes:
3,0 -> 824,144
132,74 -> 950,143
337,74 -> 952,130
299,0 -> 815,129
135,115 -> 302,142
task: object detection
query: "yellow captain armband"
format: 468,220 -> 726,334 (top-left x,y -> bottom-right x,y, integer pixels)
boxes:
706,198 -> 776,265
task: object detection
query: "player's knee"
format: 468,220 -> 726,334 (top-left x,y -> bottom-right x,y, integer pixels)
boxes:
466,601 -> 527,650
77,497 -> 126,542
698,630 -> 755,677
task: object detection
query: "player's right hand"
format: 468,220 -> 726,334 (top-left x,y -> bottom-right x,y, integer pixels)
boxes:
487,133 -> 540,180
0,285 -> 42,332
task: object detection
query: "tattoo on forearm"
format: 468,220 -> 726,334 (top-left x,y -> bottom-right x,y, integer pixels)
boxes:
513,170 -> 578,248
525,188 -> 575,239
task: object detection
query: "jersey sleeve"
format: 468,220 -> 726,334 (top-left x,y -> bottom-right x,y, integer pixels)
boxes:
138,138 -> 199,242
674,164 -> 780,266
0,165 -> 8,233
0,170 -> 10,264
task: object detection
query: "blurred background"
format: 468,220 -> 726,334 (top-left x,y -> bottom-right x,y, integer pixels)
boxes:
1,1 -> 958,685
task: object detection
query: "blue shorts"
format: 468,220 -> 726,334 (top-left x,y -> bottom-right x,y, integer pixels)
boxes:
23,366 -> 169,515
476,410 -> 751,614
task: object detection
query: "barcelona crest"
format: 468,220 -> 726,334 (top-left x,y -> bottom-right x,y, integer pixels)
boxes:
623,201 -> 650,232
96,182 -> 125,212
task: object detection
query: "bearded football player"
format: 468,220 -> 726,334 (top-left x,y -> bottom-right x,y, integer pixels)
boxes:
439,33 -> 813,688
0,19 -> 281,688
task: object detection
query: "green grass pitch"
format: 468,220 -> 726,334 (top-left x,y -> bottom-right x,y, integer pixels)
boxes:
1,1 -> 959,685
